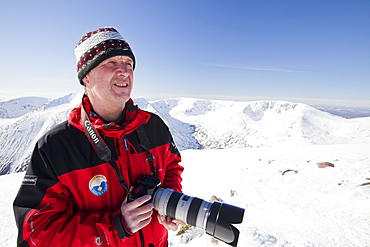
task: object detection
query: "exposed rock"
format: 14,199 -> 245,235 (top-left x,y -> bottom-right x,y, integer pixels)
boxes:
359,182 -> 370,187
317,162 -> 335,168
281,169 -> 298,175
209,195 -> 223,202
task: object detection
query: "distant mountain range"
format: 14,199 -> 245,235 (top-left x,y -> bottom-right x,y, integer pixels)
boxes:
1,93 -> 369,175
315,106 -> 370,118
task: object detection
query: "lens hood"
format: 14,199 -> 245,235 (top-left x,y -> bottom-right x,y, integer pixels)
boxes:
205,202 -> 245,247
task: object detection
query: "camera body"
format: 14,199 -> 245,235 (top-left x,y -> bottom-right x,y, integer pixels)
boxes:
127,175 -> 161,203
127,175 -> 244,247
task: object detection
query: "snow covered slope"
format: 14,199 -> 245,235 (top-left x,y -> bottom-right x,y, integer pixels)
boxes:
0,96 -> 49,118
1,94 -> 370,246
0,94 -> 82,174
142,98 -> 370,149
2,145 -> 370,246
1,95 -> 369,175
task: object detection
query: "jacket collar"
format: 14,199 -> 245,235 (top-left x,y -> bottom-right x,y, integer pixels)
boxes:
68,95 -> 150,136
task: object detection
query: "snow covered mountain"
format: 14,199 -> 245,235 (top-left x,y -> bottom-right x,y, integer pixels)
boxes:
1,94 -> 370,247
1,94 -> 369,175
0,94 -> 81,174
143,98 -> 370,149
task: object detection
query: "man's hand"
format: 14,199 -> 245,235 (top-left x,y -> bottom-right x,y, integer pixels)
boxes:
157,214 -> 186,231
120,195 -> 154,233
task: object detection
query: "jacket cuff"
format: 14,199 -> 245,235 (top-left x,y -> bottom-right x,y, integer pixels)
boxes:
113,214 -> 134,239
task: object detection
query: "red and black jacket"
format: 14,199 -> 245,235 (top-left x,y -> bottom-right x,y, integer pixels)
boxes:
13,96 -> 183,247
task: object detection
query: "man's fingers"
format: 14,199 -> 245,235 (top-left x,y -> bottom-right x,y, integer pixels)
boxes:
157,215 -> 187,231
172,219 -> 187,227
125,194 -> 152,208
158,214 -> 166,224
120,194 -> 154,233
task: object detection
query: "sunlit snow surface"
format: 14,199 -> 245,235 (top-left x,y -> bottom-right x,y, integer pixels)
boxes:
1,94 -> 369,246
2,145 -> 369,246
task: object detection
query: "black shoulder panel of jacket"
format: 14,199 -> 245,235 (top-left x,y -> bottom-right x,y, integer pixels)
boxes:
14,121 -> 106,210
129,112 -> 180,157
37,120 -> 106,176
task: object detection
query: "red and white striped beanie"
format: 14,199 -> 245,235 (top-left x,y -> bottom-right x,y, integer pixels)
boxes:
75,27 -> 135,85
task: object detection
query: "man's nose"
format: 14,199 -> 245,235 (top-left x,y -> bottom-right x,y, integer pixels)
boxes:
116,63 -> 130,76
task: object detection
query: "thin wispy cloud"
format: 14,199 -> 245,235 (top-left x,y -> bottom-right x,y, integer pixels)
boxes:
201,63 -> 305,73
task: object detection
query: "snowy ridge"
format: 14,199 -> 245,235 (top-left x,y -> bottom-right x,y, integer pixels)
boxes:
142,98 -> 370,148
0,94 -> 82,174
1,94 -> 370,175
0,96 -> 49,118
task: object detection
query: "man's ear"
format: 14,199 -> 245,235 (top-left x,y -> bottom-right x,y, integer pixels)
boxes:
82,76 -> 89,85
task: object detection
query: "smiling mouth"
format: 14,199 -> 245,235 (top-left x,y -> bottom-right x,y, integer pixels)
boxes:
115,83 -> 128,87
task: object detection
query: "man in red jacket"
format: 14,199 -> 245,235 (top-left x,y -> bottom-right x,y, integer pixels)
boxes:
13,27 -> 184,246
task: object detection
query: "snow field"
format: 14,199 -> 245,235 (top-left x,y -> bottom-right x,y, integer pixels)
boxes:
1,144 -> 369,246
1,95 -> 369,246
168,144 -> 370,246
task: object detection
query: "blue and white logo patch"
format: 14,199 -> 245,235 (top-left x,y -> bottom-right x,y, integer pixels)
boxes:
89,175 -> 108,196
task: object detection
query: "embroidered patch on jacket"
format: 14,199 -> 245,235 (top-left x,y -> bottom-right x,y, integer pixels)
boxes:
94,236 -> 104,246
22,175 -> 38,186
89,175 -> 108,196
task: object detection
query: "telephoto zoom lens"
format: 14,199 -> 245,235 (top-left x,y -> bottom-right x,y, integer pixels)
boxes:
152,188 -> 244,247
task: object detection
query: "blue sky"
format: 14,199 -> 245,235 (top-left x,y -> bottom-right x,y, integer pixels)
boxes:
0,0 -> 369,107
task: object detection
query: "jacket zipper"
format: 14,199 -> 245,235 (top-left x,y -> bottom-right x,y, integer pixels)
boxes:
123,135 -> 129,151
121,133 -> 133,186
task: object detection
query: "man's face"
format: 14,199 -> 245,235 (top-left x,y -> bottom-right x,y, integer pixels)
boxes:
83,55 -> 134,107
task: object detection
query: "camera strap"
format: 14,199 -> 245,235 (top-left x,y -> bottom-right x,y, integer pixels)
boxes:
136,126 -> 156,177
81,106 -> 129,192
